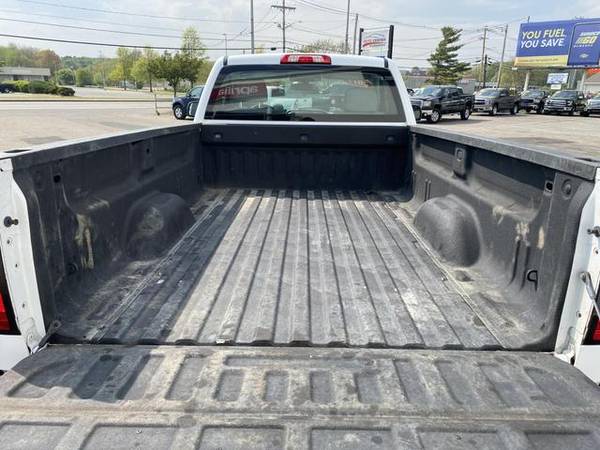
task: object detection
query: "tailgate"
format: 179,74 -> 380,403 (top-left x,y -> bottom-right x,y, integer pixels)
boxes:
1,346 -> 600,449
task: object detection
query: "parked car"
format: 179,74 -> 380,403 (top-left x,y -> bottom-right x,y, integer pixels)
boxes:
473,88 -> 520,115
520,89 -> 548,114
543,90 -> 587,116
2,53 -> 600,445
172,85 -> 204,119
410,85 -> 474,123
581,93 -> 600,117
0,82 -> 14,93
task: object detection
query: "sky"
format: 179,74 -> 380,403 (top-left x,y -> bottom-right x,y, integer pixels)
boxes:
1,0 -> 600,68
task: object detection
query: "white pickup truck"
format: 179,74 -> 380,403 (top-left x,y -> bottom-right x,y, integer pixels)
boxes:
1,53 -> 600,449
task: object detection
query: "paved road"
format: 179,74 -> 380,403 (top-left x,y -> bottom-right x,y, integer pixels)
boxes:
2,102 -> 599,159
433,111 -> 600,159
72,86 -> 173,99
0,101 -> 183,151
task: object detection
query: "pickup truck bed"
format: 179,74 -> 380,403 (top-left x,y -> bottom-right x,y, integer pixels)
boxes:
2,122 -> 600,448
2,345 -> 600,449
58,188 -> 501,349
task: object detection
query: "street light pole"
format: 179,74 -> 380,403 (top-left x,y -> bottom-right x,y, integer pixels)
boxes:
479,26 -> 487,89
344,0 -> 351,53
250,0 -> 255,54
352,14 -> 359,54
496,24 -> 508,87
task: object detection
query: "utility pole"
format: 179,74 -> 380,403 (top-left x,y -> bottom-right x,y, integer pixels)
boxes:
99,51 -> 106,89
250,0 -> 255,54
479,26 -> 487,89
524,15 -> 531,91
496,24 -> 508,87
352,14 -> 359,54
344,0 -> 351,53
482,54 -> 488,88
272,0 -> 296,52
223,34 -> 228,56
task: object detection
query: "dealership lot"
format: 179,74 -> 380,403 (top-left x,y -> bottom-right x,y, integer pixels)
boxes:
434,112 -> 600,159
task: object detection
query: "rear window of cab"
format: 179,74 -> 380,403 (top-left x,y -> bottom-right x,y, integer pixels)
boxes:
205,65 -> 406,122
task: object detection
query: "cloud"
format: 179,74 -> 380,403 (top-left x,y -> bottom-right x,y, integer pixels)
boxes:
0,0 -> 594,68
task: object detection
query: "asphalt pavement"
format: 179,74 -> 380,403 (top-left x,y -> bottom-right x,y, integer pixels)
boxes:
434,111 -> 600,160
0,101 -> 181,150
1,101 -> 599,159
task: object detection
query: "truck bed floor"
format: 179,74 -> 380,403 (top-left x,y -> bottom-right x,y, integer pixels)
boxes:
2,345 -> 600,449
58,189 -> 505,349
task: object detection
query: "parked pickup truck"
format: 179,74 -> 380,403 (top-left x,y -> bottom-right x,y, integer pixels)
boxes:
2,53 -> 600,448
544,90 -> 588,116
473,87 -> 521,115
520,89 -> 549,114
410,85 -> 474,123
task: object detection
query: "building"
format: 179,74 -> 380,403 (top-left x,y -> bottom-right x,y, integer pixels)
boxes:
582,72 -> 600,95
0,66 -> 51,82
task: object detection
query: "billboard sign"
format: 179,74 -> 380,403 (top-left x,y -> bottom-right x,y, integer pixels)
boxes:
568,22 -> 600,66
362,32 -> 387,49
515,19 -> 600,67
547,72 -> 569,84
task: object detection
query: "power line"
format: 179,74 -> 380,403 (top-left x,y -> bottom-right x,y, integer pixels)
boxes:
292,0 -> 439,30
17,0 -> 273,24
0,33 -> 251,51
0,16 -> 279,42
0,7 -> 279,38
291,24 -> 345,39
0,8 -> 183,32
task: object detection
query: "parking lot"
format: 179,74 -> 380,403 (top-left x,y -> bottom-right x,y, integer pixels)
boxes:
1,101 -> 599,160
434,111 -> 600,160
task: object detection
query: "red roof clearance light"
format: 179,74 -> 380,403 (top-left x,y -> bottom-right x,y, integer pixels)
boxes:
584,315 -> 600,345
280,54 -> 332,64
0,291 -> 10,332
591,317 -> 600,343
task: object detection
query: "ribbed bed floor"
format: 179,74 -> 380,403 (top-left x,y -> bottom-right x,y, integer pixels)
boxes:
59,189 -> 503,349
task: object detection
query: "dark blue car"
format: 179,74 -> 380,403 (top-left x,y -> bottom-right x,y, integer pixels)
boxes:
172,85 -> 204,120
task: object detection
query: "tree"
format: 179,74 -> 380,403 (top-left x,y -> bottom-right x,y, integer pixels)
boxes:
180,54 -> 205,86
115,47 -> 140,89
108,65 -> 124,86
299,40 -> 345,53
197,60 -> 214,84
91,59 -> 114,87
181,27 -> 204,59
56,68 -> 75,85
35,49 -> 61,74
75,68 -> 93,86
180,28 -> 206,86
131,47 -> 159,92
428,27 -> 470,85
157,51 -> 187,96
0,44 -> 37,67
